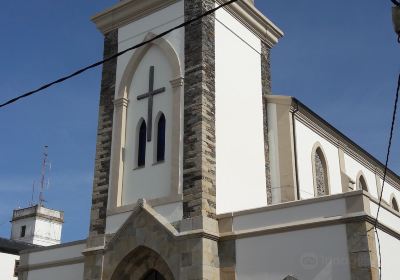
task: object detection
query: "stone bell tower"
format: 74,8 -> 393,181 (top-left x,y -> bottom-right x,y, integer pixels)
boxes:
84,0 -> 282,279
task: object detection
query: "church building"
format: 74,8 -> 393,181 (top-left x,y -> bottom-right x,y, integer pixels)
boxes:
18,0 -> 400,279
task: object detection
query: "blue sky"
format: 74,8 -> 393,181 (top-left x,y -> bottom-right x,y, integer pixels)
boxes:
0,0 -> 399,242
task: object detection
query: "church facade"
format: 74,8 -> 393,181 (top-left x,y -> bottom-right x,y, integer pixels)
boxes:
18,1 -> 400,280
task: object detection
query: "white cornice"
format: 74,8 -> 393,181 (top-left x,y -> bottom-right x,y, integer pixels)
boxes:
91,0 -> 179,34
92,0 -> 284,47
216,0 -> 284,47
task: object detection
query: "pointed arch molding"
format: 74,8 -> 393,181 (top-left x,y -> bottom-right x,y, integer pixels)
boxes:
103,200 -> 178,280
311,142 -> 330,197
109,32 -> 184,210
356,171 -> 369,192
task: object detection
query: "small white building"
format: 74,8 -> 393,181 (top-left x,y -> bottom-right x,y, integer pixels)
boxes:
11,205 -> 64,247
17,1 -> 400,279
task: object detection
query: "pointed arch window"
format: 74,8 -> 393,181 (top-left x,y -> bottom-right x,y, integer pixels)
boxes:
142,269 -> 166,280
313,146 -> 329,197
392,196 -> 399,212
137,120 -> 147,167
358,175 -> 368,192
156,113 -> 166,162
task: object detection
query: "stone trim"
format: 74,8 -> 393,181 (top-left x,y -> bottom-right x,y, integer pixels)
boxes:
221,212 -> 368,240
11,213 -> 64,223
91,0 -> 179,34
89,30 -> 118,237
183,0 -> 217,220
356,171 -> 369,192
20,239 -> 86,254
217,190 -> 363,219
266,98 -> 298,203
108,32 -> 183,210
338,147 -> 351,192
107,194 -> 183,216
346,222 -> 379,279
311,141 -> 331,197
18,257 -> 84,272
261,43 -> 272,204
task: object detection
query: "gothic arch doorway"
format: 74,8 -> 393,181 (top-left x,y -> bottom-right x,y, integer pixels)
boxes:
141,270 -> 166,280
110,246 -> 174,280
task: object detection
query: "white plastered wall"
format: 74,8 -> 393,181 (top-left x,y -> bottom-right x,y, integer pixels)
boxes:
11,218 -> 36,244
32,218 -> 62,246
27,264 -> 83,280
116,1 -> 184,207
215,7 -> 267,214
375,229 -> 400,280
236,225 -> 351,280
25,242 -> 85,280
0,252 -> 18,280
295,120 -> 342,198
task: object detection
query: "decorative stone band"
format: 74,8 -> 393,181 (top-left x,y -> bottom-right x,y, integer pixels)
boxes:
113,97 -> 129,108
17,257 -> 84,273
11,213 -> 64,223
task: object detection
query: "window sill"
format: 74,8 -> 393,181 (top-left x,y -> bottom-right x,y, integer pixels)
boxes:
133,166 -> 146,171
152,160 -> 165,166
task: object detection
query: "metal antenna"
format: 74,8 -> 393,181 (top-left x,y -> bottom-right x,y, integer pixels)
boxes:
30,181 -> 35,206
39,145 -> 49,206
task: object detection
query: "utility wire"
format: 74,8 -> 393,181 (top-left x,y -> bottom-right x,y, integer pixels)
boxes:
368,73 -> 400,280
0,0 -> 239,109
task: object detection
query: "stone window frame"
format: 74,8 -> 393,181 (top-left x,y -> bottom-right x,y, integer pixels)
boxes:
390,194 -> 399,212
356,171 -> 369,193
311,142 -> 330,197
108,32 -> 184,210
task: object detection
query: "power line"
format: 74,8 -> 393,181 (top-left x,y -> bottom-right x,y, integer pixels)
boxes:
0,0 -> 239,109
369,73 -> 400,280
391,0 -> 400,7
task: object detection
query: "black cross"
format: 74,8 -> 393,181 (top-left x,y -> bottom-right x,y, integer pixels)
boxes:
137,66 -> 166,142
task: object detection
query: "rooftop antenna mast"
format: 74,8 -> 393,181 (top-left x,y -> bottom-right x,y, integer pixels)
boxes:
39,145 -> 49,206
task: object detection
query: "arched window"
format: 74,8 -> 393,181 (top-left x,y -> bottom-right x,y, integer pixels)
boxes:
156,113 -> 166,162
137,120 -> 147,167
313,146 -> 329,196
392,196 -> 399,212
358,175 -> 368,192
142,269 -> 166,280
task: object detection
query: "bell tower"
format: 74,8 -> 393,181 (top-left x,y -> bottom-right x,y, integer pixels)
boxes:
85,0 -> 282,279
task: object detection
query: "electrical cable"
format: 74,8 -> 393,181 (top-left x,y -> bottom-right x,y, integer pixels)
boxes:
368,73 -> 400,280
391,0 -> 400,7
0,0 -> 239,109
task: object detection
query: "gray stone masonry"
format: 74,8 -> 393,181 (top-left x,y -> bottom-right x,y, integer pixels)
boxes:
346,221 -> 379,280
183,0 -> 217,220
261,43 -> 273,204
89,30 -> 118,237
